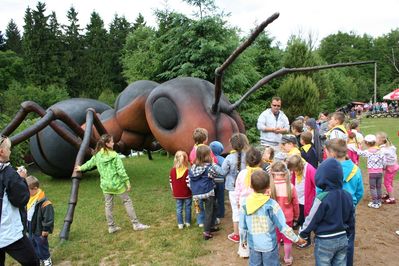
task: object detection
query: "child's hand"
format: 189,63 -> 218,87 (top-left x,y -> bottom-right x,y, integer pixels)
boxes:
17,166 -> 27,178
74,165 -> 81,172
41,231 -> 49,238
296,237 -> 307,246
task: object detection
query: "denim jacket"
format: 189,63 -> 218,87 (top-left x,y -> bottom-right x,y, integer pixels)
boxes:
239,198 -> 299,252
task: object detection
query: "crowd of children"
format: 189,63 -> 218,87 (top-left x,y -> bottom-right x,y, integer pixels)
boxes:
2,107 -> 398,265
166,111 -> 398,266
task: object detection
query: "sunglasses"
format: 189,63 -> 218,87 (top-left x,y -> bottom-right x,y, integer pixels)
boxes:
272,104 -> 281,107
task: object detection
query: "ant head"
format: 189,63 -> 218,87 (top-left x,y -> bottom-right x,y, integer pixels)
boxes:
145,77 -> 245,154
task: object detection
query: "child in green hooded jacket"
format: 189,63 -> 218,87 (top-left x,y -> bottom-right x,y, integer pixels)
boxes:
75,134 -> 149,233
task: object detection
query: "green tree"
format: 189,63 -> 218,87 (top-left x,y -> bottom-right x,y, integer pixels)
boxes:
81,12 -> 112,98
2,81 -> 69,116
277,75 -> 320,120
0,31 -> 5,51
63,6 -> 84,97
183,0 -> 217,19
4,19 -> 22,54
122,25 -> 160,82
108,15 -> 131,92
132,13 -> 146,30
0,50 -> 24,91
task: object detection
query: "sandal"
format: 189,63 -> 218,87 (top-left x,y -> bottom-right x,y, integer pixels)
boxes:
384,198 -> 396,204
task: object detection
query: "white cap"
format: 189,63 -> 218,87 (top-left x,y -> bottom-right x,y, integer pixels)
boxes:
364,134 -> 376,142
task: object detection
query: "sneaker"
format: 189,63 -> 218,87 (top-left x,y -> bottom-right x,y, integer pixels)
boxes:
368,202 -> 380,209
284,256 -> 293,266
383,198 -> 396,204
382,194 -> 390,200
198,223 -> 204,228
185,223 -> 191,228
203,232 -> 213,240
178,224 -> 184,229
133,223 -> 150,231
108,226 -> 121,234
43,258 -> 52,266
396,230 -> 399,236
215,218 -> 221,225
228,233 -> 240,243
237,244 -> 249,258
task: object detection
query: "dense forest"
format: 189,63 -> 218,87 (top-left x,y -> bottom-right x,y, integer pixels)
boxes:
0,0 -> 398,145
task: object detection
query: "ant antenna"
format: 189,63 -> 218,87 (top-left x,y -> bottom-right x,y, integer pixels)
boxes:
212,12 -> 280,113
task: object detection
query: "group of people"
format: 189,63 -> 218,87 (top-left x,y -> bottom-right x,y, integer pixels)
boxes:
168,96 -> 398,266
1,95 -> 398,265
0,136 -> 53,265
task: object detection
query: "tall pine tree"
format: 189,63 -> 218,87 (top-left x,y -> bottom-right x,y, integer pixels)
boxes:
81,12 -> 112,98
63,6 -> 84,97
4,19 -> 22,54
108,15 -> 131,92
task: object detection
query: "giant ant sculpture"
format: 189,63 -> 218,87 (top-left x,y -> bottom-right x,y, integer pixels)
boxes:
1,12 -> 374,240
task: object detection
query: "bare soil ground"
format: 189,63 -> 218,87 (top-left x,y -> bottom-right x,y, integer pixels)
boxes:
195,177 -> 399,266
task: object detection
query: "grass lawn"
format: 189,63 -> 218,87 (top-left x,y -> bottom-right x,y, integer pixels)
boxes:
6,117 -> 399,265
8,152 -> 208,265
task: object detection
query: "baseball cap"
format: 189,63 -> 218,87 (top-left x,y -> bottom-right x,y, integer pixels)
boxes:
364,134 -> 376,143
281,135 -> 297,144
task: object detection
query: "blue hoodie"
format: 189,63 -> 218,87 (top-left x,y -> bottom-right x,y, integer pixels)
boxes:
300,158 -> 354,239
340,159 -> 364,206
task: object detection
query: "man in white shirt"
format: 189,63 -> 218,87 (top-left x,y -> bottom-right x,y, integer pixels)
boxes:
257,97 -> 290,152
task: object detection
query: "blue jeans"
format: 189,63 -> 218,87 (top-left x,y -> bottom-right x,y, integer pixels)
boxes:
30,235 -> 50,260
196,199 -> 205,225
315,234 -> 348,266
249,246 -> 280,266
176,198 -> 192,225
347,213 -> 356,266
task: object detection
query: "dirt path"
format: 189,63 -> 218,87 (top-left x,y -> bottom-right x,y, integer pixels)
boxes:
195,177 -> 399,266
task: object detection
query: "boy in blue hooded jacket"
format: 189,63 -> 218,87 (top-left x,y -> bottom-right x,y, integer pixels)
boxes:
209,141 -> 225,221
299,158 -> 355,266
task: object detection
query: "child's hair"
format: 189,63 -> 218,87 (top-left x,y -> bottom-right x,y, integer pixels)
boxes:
291,120 -> 304,134
300,131 -> 313,145
26,175 -> 40,189
174,151 -> 189,168
376,131 -> 392,147
230,133 -> 249,172
94,134 -> 113,154
270,161 -> 292,203
251,170 -> 270,193
349,119 -> 359,130
246,146 -> 262,167
195,145 -> 212,165
325,139 -> 347,159
364,140 -> 376,147
286,155 -> 304,176
332,112 -> 345,124
263,146 -> 275,161
193,128 -> 208,144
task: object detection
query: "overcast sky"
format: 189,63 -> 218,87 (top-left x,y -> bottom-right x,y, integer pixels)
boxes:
1,0 -> 398,47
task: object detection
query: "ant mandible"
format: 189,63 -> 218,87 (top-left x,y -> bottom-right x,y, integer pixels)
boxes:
1,12 -> 374,240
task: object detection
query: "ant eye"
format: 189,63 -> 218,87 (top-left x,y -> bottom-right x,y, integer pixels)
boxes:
152,97 -> 178,130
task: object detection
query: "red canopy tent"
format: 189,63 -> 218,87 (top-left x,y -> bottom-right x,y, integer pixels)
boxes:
383,88 -> 399,100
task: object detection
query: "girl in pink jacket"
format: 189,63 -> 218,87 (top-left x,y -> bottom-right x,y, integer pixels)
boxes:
286,155 -> 316,225
270,161 -> 299,265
